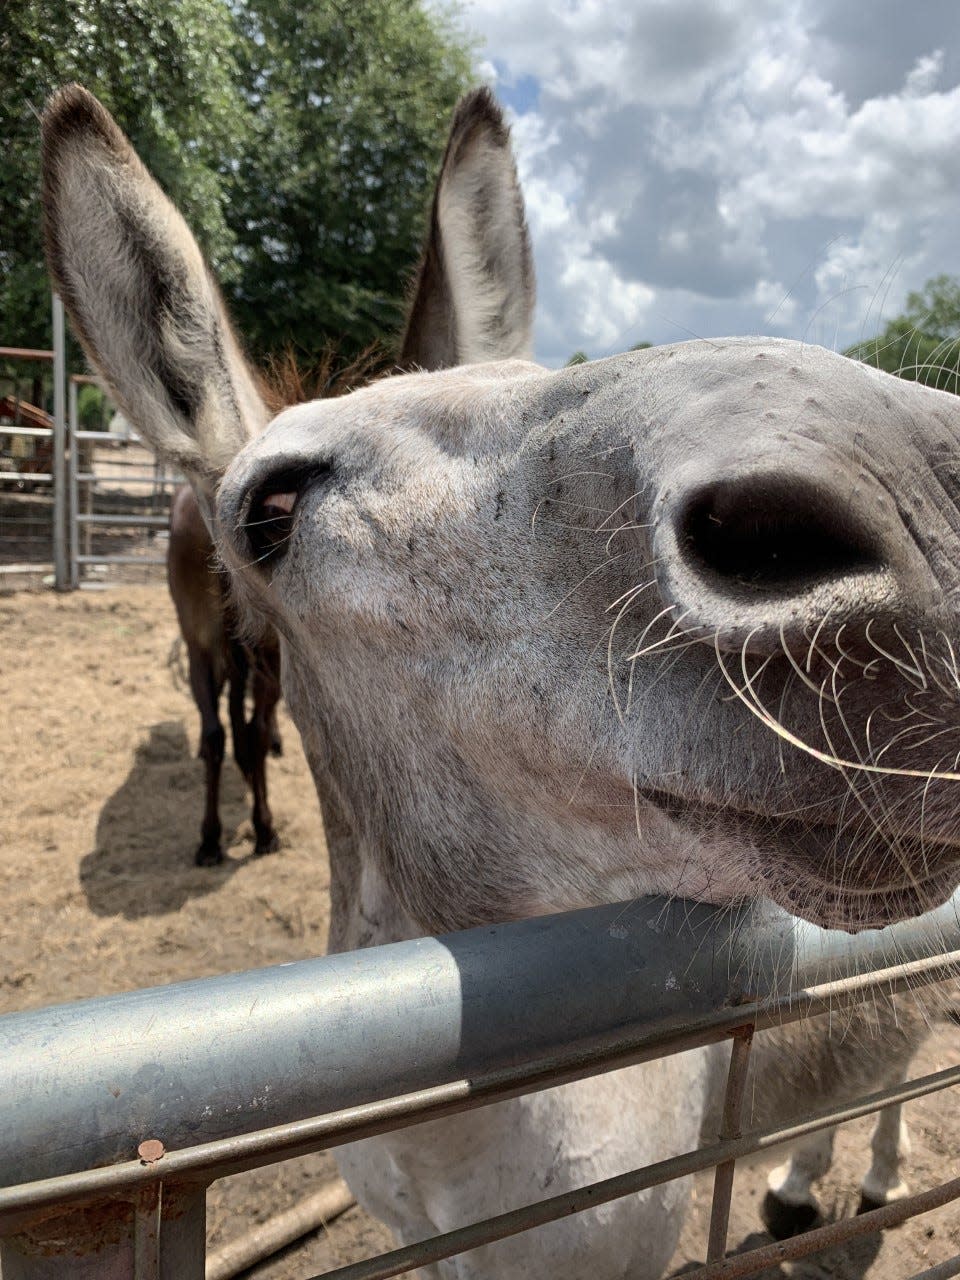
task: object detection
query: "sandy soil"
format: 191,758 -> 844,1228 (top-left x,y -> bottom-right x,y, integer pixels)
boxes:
1,582 -> 958,1278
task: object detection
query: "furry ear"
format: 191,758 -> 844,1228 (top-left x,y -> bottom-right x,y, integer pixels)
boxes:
41,84 -> 267,507
400,87 -> 535,371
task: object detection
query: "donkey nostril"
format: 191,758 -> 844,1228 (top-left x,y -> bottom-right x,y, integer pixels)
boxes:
679,475 -> 883,597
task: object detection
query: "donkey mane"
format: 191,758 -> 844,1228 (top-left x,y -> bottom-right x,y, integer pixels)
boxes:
258,346 -> 390,416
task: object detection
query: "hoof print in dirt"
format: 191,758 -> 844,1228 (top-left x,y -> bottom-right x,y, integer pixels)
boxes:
195,844 -> 225,867
761,1190 -> 821,1240
270,735 -> 284,758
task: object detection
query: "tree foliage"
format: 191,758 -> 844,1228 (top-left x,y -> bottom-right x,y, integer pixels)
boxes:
229,0 -> 473,355
1,0 -> 248,352
0,0 -> 473,361
845,275 -> 960,396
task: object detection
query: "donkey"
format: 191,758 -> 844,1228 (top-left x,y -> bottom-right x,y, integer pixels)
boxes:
167,483 -> 281,864
42,85 -> 960,1277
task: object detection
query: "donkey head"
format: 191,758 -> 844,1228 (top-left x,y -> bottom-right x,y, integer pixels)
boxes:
43,85 -> 960,935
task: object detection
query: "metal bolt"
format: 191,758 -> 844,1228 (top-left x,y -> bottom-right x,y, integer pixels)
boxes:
137,1139 -> 165,1164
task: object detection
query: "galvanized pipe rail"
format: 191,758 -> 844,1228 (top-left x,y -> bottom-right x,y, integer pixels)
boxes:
1,894 -> 958,1276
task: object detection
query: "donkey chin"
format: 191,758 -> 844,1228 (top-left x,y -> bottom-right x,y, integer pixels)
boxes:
699,812 -> 960,932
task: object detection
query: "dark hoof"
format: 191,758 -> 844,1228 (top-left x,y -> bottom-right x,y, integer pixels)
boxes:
254,832 -> 281,857
761,1190 -> 821,1240
195,843 -> 224,867
270,735 -> 283,758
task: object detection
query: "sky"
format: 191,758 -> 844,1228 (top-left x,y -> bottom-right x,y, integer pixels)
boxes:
460,0 -> 960,366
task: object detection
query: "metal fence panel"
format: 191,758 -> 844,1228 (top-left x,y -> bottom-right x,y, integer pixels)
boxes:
1,895 -> 958,1277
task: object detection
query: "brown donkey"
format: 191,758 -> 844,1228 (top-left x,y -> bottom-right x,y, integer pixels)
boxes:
167,483 -> 281,865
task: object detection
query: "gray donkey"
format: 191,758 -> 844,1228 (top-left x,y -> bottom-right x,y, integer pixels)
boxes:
42,83 -> 958,1278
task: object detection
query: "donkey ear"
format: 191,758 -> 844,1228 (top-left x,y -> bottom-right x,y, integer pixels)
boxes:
41,85 -> 267,506
400,87 -> 535,371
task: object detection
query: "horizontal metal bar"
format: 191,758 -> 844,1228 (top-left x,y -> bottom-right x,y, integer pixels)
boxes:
2,896 -> 950,1187
76,554 -> 166,565
0,563 -> 54,574
0,902 -> 958,1224
76,514 -> 168,527
0,347 -> 54,361
2,1037 -> 956,1248
687,1175 -> 960,1279
5,899 -> 760,1184
305,1064 -> 960,1280
76,473 -> 176,485
74,430 -> 142,444
909,1256 -> 960,1280
0,472 -> 52,483
0,425 -> 52,438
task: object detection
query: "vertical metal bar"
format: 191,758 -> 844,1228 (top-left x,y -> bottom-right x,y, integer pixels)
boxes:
68,376 -> 79,587
134,1182 -> 161,1279
706,1026 -> 754,1263
158,1183 -> 207,1280
51,293 -> 69,591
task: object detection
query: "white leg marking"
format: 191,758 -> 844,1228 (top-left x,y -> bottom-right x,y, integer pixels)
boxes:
767,1127 -> 837,1208
861,1105 -> 911,1205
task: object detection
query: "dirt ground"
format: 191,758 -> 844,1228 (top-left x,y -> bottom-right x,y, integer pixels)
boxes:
1,582 -> 958,1279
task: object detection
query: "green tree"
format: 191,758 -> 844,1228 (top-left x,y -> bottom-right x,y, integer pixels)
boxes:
1,0 -> 474,363
77,383 -> 109,431
227,0 -> 473,356
1,0 -> 249,352
845,275 -> 960,396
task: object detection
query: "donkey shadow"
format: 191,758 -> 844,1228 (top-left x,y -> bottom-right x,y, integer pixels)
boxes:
80,720 -> 251,920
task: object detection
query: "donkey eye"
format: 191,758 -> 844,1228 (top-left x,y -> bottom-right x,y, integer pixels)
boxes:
242,462 -> 333,565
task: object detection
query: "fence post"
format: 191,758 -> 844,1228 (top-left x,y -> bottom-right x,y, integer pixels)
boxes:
51,293 -> 69,591
68,376 -> 80,588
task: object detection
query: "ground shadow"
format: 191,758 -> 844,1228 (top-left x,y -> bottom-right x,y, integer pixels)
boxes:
671,1223 -> 883,1279
80,720 -> 253,920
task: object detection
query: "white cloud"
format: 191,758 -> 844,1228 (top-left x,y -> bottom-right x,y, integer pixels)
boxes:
461,0 -> 960,364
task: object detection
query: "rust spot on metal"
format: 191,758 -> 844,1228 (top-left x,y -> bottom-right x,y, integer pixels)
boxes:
10,1198 -> 133,1257
137,1139 -> 165,1165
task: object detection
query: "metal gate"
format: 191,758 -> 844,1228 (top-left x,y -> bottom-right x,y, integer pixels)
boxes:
0,331 -> 60,584
1,896 -> 958,1279
1,298 -> 181,590
66,373 -> 180,589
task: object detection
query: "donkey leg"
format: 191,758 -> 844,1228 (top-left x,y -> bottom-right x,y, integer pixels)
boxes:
859,1104 -> 911,1212
250,648 -> 281,856
762,1127 -> 836,1239
227,640 -> 252,780
189,647 -> 226,866
268,703 -> 283,757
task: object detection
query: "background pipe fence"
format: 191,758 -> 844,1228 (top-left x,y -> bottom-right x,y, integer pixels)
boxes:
1,297 -> 181,591
1,895 -> 958,1279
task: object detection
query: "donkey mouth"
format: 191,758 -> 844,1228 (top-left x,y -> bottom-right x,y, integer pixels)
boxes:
239,462 -> 332,567
642,785 -> 960,930
759,827 -> 960,930
768,869 -> 960,931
